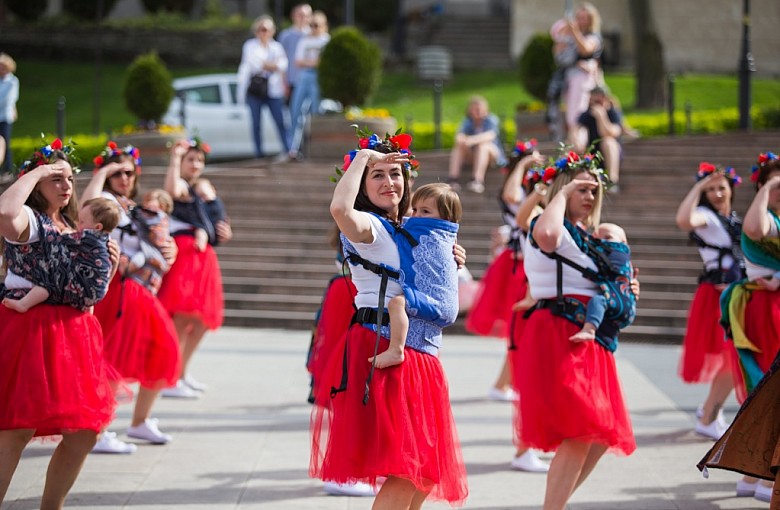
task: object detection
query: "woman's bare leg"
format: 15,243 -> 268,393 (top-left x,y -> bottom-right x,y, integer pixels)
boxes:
700,366 -> 733,425
40,429 -> 98,510
543,439 -> 590,510
131,386 -> 161,427
372,476 -> 417,510
0,429 -> 35,504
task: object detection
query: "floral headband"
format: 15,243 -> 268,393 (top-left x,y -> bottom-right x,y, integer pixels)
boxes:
696,162 -> 741,186
332,125 -> 419,183
93,141 -> 142,174
530,148 -> 610,190
186,136 -> 211,155
750,152 -> 778,183
17,137 -> 80,179
511,138 -> 538,158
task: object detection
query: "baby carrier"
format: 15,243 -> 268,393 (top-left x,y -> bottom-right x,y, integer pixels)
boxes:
498,195 -> 525,274
331,213 -> 459,404
171,185 -> 226,246
688,210 -> 745,285
116,205 -> 170,298
526,218 -> 636,352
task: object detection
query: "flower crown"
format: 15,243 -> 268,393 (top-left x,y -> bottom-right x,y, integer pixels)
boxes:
332,125 -> 419,183
187,136 -> 211,155
511,138 -> 538,158
16,137 -> 80,179
750,152 -> 778,183
696,162 -> 741,186
530,147 -> 611,190
93,141 -> 142,174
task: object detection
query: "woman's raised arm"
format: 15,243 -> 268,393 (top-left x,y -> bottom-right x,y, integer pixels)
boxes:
675,176 -> 711,232
0,165 -> 61,241
743,175 -> 780,240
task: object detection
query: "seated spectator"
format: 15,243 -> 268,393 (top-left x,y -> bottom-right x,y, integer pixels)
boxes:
447,95 -> 507,194
578,86 -> 622,190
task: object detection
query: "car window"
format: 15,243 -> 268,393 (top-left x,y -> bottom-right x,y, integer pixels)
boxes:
179,85 -> 221,105
228,83 -> 238,104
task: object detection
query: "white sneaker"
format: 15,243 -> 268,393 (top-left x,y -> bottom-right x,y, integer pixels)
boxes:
510,450 -> 550,473
323,481 -> 377,497
183,374 -> 208,392
487,387 -> 519,402
736,479 -> 758,497
694,418 -> 727,441
272,153 -> 290,164
696,404 -> 727,428
92,431 -> 137,454
755,483 -> 774,503
127,418 -> 172,444
161,380 -> 199,399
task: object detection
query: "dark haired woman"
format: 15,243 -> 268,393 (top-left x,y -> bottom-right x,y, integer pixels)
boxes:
675,163 -> 744,441
0,140 -> 118,508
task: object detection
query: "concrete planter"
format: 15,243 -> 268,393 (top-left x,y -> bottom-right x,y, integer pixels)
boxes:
114,131 -> 179,167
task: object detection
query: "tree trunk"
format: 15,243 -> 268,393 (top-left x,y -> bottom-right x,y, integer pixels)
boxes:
629,0 -> 666,109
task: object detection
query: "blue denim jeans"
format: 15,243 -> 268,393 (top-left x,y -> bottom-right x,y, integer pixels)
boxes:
246,95 -> 290,157
0,122 -> 12,172
287,69 -> 320,154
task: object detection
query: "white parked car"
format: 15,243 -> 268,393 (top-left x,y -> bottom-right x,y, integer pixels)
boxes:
162,73 -> 283,159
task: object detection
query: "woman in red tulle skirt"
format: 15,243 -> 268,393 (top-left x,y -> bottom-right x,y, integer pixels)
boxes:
0,143 -> 117,507
675,165 -> 744,438
312,136 -> 468,507
158,138 -> 231,394
513,155 -> 636,510
82,142 -> 182,449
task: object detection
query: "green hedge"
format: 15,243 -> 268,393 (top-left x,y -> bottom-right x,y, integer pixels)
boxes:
10,134 -> 107,171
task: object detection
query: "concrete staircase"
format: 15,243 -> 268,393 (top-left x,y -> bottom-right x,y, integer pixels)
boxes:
52,130 -> 778,344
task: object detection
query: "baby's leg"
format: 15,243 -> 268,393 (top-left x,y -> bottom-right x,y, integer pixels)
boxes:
370,295 -> 407,368
2,286 -> 50,313
194,228 -> 209,251
569,322 -> 597,342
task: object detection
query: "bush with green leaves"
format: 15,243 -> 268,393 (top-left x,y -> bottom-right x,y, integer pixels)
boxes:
318,27 -> 381,108
6,0 -> 47,21
122,52 -> 174,127
62,0 -> 119,20
141,0 -> 195,15
518,33 -> 555,102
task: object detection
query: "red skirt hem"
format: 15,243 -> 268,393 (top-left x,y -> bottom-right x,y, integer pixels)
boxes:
465,249 -> 527,339
679,283 -> 733,383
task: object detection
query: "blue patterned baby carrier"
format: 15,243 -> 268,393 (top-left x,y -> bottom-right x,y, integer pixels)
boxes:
526,217 -> 636,352
171,185 -> 227,246
116,205 -> 170,291
0,210 -> 112,311
331,213 -> 459,404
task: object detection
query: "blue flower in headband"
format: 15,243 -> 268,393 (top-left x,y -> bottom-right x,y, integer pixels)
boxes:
332,126 -> 419,183
511,139 -> 538,158
696,162 -> 741,186
751,152 -> 778,183
17,137 -> 80,179
93,141 -> 143,174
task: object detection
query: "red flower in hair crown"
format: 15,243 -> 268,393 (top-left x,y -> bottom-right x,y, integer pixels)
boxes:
696,161 -> 741,186
93,140 -> 142,174
527,144 -> 611,190
16,136 -> 80,179
750,152 -> 778,182
332,125 -> 419,183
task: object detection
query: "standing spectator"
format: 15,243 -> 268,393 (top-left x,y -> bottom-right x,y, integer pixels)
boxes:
447,95 -> 507,194
278,3 -> 312,104
0,53 -> 19,173
287,10 -> 330,160
559,3 -> 603,150
0,140 -> 118,508
237,15 -> 291,161
675,164 -> 744,441
577,87 -> 622,188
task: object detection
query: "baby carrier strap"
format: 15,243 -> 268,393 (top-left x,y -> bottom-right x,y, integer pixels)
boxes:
498,196 -> 524,274
172,185 -> 216,245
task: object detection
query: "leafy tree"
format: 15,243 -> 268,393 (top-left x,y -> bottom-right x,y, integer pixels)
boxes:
62,0 -> 119,20
122,52 -> 174,128
518,33 -> 555,102
629,0 -> 666,108
6,0 -> 47,21
318,26 -> 381,108
141,0 -> 196,15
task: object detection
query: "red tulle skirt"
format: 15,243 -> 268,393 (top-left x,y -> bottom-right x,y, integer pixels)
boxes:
308,276 -> 356,388
94,274 -> 181,389
512,302 -> 636,455
508,309 -> 528,445
466,249 -> 528,338
732,288 -> 780,403
310,325 -> 468,506
157,236 -> 224,330
679,283 -> 733,383
0,304 -> 116,437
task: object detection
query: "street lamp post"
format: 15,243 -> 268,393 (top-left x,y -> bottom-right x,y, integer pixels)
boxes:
345,0 -> 355,25
738,0 -> 755,131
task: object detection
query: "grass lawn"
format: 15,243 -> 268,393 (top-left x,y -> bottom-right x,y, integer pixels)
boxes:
13,58 -> 780,140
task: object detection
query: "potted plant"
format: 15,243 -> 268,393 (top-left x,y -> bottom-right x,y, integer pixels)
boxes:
311,26 -> 396,158
116,51 -> 179,165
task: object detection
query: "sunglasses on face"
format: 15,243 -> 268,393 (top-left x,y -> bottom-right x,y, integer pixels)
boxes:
310,23 -> 320,28
257,26 -> 271,33
110,170 -> 135,179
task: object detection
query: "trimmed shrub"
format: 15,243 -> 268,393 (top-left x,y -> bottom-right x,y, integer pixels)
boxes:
6,0 -> 47,21
518,33 -> 555,102
62,0 -> 119,20
122,52 -> 174,127
141,0 -> 196,15
318,27 -> 381,108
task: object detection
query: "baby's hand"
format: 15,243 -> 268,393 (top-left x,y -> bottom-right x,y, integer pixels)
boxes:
194,229 -> 208,252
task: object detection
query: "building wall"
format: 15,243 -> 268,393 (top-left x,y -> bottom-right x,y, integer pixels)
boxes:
510,0 -> 780,75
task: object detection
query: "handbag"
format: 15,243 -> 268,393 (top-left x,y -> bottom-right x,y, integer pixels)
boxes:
248,74 -> 269,98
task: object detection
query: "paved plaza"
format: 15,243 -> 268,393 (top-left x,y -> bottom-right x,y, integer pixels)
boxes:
4,328 -> 768,509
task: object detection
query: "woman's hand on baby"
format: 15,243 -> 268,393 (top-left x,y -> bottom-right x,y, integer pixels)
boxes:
215,221 -> 233,244
107,239 -> 120,279
453,242 -> 467,268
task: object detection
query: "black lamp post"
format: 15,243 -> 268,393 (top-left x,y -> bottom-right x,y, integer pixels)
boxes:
345,0 -> 355,25
93,0 -> 104,134
738,0 -> 755,130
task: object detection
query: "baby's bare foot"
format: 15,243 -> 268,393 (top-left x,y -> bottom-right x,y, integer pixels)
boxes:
369,349 -> 405,369
2,298 -> 30,313
569,329 -> 596,342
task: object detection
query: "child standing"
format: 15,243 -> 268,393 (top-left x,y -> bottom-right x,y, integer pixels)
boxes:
370,183 -> 462,369
2,197 -> 120,313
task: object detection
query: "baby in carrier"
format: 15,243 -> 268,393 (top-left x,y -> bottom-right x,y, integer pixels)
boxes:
569,222 -> 636,348
171,177 -> 227,250
2,197 -> 120,313
120,189 -> 174,292
370,183 -> 462,368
